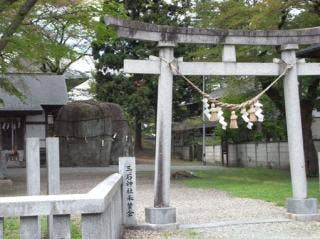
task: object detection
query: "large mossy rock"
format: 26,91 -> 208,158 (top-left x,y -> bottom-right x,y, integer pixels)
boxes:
54,100 -> 132,166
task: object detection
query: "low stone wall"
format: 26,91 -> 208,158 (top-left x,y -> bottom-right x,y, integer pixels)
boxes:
206,141 -> 320,170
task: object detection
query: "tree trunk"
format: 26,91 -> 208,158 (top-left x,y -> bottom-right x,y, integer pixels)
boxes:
301,100 -> 319,177
134,120 -> 143,152
0,0 -> 38,53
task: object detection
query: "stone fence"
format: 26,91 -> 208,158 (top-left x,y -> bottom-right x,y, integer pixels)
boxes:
0,173 -> 123,239
206,140 -> 320,169
0,138 -> 137,239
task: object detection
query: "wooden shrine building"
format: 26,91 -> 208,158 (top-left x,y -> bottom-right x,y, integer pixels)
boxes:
0,73 -> 67,165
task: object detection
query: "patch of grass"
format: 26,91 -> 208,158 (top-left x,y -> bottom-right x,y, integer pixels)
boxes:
4,218 -> 20,239
70,216 -> 81,239
162,229 -> 202,239
171,159 -> 203,166
3,216 -> 81,239
182,167 -> 320,206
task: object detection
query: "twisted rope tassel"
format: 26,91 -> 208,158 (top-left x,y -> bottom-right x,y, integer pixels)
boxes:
163,57 -> 293,111
158,56 -> 293,130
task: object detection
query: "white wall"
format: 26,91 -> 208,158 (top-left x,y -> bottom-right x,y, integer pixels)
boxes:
206,142 -> 290,169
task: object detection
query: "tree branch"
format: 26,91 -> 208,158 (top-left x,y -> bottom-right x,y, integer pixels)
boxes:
0,0 -> 19,7
0,0 -> 19,13
0,0 -> 38,53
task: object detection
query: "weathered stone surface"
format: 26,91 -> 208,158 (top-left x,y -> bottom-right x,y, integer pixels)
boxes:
281,45 -> 308,200
52,215 -> 71,239
105,16 -> 320,45
26,138 -> 40,196
0,158 -> 7,180
20,216 -> 41,239
47,137 -> 60,195
119,157 -> 137,226
55,101 -> 133,166
0,173 -> 122,217
287,198 -> 318,215
145,207 -> 176,224
124,60 -> 320,76
47,137 -> 61,239
287,213 -> 320,221
153,44 -> 174,208
0,217 -> 3,239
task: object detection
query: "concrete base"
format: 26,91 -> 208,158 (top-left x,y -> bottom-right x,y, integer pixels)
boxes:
145,207 -> 176,224
287,213 -> 320,222
129,223 -> 179,231
286,198 -> 318,215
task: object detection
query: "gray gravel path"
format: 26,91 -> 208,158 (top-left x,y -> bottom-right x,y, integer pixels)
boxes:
2,166 -> 320,238
124,173 -> 320,239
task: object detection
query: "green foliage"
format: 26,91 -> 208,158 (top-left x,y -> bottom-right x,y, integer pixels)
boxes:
0,76 -> 25,102
3,216 -> 82,239
93,0 -> 193,146
191,0 -> 320,144
0,0 -> 123,100
0,0 -> 124,74
183,168 -> 320,206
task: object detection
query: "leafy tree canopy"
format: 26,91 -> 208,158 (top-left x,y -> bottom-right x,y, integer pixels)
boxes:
192,0 -> 320,175
92,0 -> 193,150
0,0 -> 122,74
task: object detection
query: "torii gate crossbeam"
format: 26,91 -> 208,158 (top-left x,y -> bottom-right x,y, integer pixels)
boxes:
105,16 -> 320,225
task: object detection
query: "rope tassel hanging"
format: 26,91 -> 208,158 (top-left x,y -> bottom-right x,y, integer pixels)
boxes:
210,103 -> 219,122
229,111 -> 238,129
248,104 -> 257,122
254,101 -> 264,122
218,108 -> 227,130
163,57 -> 293,131
202,98 -> 211,120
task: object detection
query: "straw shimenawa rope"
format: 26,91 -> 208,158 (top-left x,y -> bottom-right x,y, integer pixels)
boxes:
159,57 -> 293,111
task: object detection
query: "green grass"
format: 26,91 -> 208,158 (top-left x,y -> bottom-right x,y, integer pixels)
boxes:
182,167 -> 320,206
3,217 -> 81,239
162,229 -> 203,239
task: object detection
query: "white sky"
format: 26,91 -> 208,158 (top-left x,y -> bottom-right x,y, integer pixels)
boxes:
70,55 -> 95,73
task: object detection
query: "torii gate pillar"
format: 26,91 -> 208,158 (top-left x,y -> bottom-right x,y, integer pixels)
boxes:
145,41 -> 177,225
281,44 -> 318,219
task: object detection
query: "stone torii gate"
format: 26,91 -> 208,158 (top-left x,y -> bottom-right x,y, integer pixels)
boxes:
105,16 -> 320,224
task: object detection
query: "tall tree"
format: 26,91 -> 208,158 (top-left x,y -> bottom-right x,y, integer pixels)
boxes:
93,0 -> 193,151
0,0 -> 118,74
0,0 -> 38,53
194,0 -> 320,176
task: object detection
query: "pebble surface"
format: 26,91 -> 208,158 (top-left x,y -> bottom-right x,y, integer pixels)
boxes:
124,174 -> 320,239
3,167 -> 320,238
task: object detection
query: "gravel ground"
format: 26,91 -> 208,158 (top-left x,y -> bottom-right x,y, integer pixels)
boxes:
124,222 -> 320,239
2,167 -> 320,239
124,173 -> 320,239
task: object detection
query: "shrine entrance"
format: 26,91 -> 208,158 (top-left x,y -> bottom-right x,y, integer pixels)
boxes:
105,16 -> 320,224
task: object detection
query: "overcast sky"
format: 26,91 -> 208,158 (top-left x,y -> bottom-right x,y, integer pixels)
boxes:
70,55 -> 95,73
